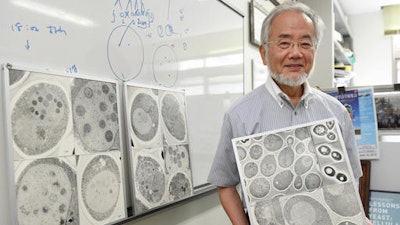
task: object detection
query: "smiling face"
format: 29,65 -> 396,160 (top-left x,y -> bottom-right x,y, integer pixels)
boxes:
259,10 -> 316,87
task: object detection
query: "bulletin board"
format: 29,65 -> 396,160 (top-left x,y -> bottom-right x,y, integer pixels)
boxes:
0,0 -> 244,224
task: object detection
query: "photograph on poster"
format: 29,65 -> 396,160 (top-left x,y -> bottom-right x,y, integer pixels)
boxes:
232,118 -> 366,225
327,87 -> 379,159
14,156 -> 79,225
369,190 -> 400,225
3,66 -> 127,225
124,84 -> 193,215
71,79 -> 120,154
375,92 -> 400,130
77,152 -> 126,224
9,70 -> 74,160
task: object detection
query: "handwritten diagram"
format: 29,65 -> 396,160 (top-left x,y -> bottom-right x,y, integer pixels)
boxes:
107,0 -> 185,86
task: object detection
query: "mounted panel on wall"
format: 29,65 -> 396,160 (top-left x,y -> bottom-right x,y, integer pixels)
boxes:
1,64 -> 128,225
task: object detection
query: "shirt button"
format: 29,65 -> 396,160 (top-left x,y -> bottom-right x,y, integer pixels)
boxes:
294,111 -> 297,115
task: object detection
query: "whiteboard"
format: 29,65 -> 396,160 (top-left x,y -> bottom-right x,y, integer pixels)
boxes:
0,0 -> 244,212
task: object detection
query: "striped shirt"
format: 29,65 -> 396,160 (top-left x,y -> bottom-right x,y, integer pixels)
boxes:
207,76 -> 363,187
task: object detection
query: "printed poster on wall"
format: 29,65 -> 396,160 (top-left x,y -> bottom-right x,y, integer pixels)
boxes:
327,87 -> 379,159
369,190 -> 400,225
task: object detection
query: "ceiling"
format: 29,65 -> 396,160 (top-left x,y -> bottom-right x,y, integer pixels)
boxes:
337,0 -> 400,15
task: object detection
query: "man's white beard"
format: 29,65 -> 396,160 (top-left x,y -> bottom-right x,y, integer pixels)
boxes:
269,69 -> 309,87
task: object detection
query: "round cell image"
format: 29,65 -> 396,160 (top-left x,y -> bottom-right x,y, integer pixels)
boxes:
81,154 -> 121,221
317,145 -> 331,156
237,146 -> 247,161
278,147 -> 295,168
249,177 -> 270,199
294,155 -> 314,176
283,195 -> 333,225
16,158 -> 78,225
254,200 -> 278,225
72,79 -> 119,152
312,124 -> 328,136
249,144 -> 263,160
336,173 -> 348,182
326,132 -> 336,141
295,142 -> 306,154
161,93 -> 186,142
130,92 -> 159,142
135,156 -> 166,204
331,151 -> 342,161
294,127 -> 310,140
12,82 -> 70,157
244,162 -> 258,179
323,183 -> 361,217
324,166 -> 336,177
168,172 -> 192,201
260,154 -> 277,177
164,145 -> 190,174
304,173 -> 322,191
326,120 -> 335,129
273,170 -> 294,191
263,134 -> 284,151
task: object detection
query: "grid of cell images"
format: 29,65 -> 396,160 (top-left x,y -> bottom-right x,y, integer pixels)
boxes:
4,67 -> 126,225
124,84 -> 193,215
232,118 -> 366,225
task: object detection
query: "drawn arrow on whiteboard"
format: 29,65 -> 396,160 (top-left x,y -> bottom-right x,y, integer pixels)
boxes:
25,40 -> 30,50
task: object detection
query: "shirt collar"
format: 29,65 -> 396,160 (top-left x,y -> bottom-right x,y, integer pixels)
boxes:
265,75 -> 313,108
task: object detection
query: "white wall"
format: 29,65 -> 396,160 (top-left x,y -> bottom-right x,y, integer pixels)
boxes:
350,11 -> 393,86
122,191 -> 231,225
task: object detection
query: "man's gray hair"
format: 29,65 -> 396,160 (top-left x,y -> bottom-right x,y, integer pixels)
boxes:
260,1 -> 325,49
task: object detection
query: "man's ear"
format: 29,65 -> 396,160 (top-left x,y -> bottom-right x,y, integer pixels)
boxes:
259,45 -> 268,66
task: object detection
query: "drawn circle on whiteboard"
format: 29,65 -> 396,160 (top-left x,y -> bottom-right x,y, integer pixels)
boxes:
11,82 -> 70,157
72,79 -> 119,152
152,45 -> 178,87
107,25 -> 144,81
16,158 -> 78,225
81,154 -> 121,221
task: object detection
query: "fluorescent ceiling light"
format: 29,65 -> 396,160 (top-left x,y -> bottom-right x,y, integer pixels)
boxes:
12,0 -> 95,27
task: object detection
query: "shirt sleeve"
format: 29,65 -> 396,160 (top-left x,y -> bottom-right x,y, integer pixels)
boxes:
207,113 -> 241,187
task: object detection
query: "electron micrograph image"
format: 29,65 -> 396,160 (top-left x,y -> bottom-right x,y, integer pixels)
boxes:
5,68 -> 126,225
160,91 -> 188,145
15,157 -> 79,225
72,78 -> 120,154
232,119 -> 365,225
124,84 -> 193,215
77,152 -> 125,224
127,87 -> 162,149
9,71 -> 73,160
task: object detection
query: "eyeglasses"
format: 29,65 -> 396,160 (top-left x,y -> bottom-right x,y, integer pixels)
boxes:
266,39 -> 315,50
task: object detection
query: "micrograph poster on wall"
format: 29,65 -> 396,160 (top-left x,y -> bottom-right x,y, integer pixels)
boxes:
2,65 -> 127,225
369,190 -> 400,224
124,84 -> 193,215
327,87 -> 379,159
232,118 -> 367,225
